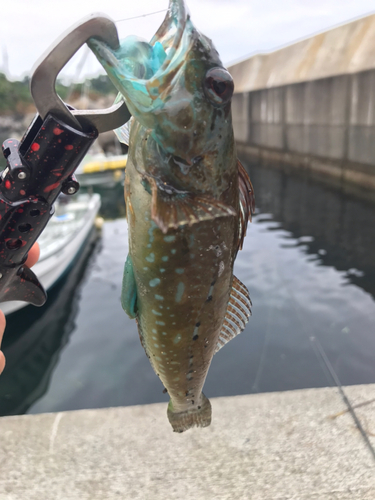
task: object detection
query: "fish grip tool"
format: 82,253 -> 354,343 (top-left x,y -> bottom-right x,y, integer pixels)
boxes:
0,14 -> 131,307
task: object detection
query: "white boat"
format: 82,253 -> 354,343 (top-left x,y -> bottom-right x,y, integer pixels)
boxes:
0,192 -> 101,316
75,153 -> 127,188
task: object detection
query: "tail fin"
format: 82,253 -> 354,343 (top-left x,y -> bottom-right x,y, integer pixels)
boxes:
167,393 -> 212,433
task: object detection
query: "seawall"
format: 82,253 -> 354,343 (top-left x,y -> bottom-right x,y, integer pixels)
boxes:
229,14 -> 375,200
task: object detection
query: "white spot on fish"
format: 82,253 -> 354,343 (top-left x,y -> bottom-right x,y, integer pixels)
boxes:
175,268 -> 184,274
162,332 -> 167,336
156,321 -> 165,326
162,256 -> 169,262
173,377 -> 180,381
208,244 -> 223,257
160,268 -> 166,273
152,329 -> 157,334
218,261 -> 225,277
164,235 -> 176,242
143,267 -> 149,271
171,249 -> 177,255
155,294 -> 164,301
155,356 -> 162,361
149,278 -> 160,287
154,343 -> 159,348
152,309 -> 162,316
175,282 -> 185,303
146,253 -> 155,263
174,333 -> 182,344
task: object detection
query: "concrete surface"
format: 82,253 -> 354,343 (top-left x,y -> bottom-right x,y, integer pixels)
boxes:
0,385 -> 374,499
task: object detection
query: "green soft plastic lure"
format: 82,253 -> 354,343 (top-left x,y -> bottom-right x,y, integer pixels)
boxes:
89,0 -> 255,432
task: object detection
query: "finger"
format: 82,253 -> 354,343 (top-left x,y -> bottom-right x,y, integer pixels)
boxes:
0,309 -> 6,345
25,242 -> 40,268
0,310 -> 6,375
0,351 -> 5,375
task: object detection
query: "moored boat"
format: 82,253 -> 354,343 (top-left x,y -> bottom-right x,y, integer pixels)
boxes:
0,192 -> 101,315
75,153 -> 127,188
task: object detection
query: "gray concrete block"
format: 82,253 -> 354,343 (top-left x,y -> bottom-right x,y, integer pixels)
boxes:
0,386 -> 374,499
232,93 -> 249,143
348,125 -> 375,164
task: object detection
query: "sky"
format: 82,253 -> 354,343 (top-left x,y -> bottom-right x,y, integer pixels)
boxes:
1,0 -> 375,82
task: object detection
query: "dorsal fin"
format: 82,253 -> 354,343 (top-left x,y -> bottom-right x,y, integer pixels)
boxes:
238,159 -> 255,252
215,275 -> 252,354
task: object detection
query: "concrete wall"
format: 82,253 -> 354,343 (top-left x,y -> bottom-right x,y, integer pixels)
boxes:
229,14 -> 375,193
229,13 -> 375,93
232,69 -> 375,191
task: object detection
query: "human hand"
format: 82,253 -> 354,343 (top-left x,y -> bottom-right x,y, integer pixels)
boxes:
0,243 -> 40,375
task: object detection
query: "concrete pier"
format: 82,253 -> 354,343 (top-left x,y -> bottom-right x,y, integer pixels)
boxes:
1,384 -> 374,499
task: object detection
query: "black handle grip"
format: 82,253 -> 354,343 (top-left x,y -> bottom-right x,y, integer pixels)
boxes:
0,112 -> 98,306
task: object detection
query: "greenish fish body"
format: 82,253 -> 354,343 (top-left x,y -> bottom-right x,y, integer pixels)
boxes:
89,0 -> 255,432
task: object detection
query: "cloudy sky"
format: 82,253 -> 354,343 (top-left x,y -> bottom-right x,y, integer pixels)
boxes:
1,0 -> 375,81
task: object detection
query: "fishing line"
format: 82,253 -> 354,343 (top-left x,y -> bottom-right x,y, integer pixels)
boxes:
274,244 -> 375,461
310,336 -> 375,461
65,46 -> 90,102
116,9 -> 167,23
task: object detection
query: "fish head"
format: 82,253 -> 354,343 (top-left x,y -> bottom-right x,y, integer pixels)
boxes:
88,0 -> 235,165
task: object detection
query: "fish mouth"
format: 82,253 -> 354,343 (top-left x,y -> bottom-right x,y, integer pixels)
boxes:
89,0 -> 191,116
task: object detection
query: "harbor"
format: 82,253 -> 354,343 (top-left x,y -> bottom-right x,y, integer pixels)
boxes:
0,1 -> 375,498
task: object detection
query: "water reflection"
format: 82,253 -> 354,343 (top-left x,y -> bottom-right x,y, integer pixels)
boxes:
206,158 -> 375,396
1,160 -> 375,415
85,183 -> 126,220
0,229 -> 99,416
245,159 -> 375,299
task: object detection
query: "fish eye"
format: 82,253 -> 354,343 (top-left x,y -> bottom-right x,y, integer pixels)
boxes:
203,68 -> 234,105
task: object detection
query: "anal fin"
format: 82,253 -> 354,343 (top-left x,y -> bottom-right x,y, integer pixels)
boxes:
150,178 -> 236,234
215,275 -> 252,354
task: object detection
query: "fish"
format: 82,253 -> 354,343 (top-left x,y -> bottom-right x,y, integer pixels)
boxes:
89,0 -> 255,432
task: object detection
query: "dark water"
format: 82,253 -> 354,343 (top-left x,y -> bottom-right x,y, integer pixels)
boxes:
1,162 -> 375,416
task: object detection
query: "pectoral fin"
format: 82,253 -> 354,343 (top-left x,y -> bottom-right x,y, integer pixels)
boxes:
215,275 -> 252,354
149,178 -> 236,234
121,254 -> 137,318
